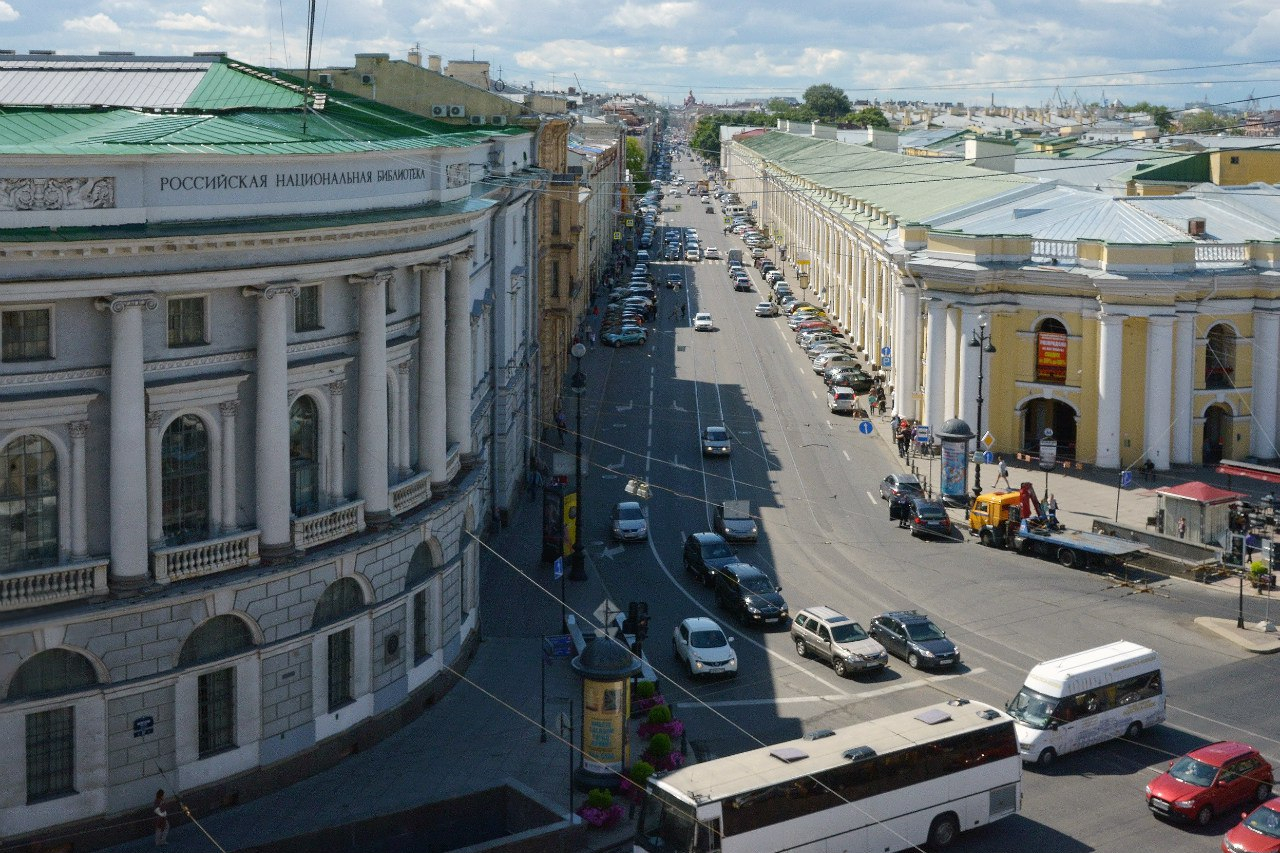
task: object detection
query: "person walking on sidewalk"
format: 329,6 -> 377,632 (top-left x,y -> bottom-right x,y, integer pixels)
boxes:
995,456 -> 1011,488
153,789 -> 170,847
554,409 -> 567,445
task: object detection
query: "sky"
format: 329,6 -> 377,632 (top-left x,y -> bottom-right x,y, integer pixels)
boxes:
3,0 -> 1280,112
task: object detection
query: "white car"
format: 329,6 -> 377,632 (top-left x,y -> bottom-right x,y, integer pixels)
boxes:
704,246 -> 721,260
755,301 -> 778,317
672,616 -> 737,677
693,312 -> 714,331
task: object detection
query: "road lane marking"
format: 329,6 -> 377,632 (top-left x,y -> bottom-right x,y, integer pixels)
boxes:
842,450 -> 850,461
867,491 -> 877,504
677,669 -> 986,710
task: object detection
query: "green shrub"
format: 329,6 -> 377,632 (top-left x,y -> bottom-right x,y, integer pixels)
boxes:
586,788 -> 614,809
647,704 -> 673,725
629,760 -> 655,788
634,680 -> 657,700
1250,560 -> 1267,576
647,733 -> 673,757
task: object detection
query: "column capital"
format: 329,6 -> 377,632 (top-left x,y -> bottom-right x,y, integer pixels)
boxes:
452,247 -> 475,264
242,282 -> 298,300
1097,311 -> 1127,325
219,400 -> 240,418
348,269 -> 394,287
395,361 -> 411,376
1147,314 -> 1177,328
145,410 -> 165,429
68,420 -> 90,438
412,259 -> 449,274
327,379 -> 347,397
96,293 -> 158,313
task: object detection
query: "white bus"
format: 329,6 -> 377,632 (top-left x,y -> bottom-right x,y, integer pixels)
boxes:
634,699 -> 1021,853
1005,640 -> 1164,766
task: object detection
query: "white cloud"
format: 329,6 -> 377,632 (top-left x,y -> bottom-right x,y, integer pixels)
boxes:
0,1 -> 18,24
603,1 -> 697,31
64,13 -> 121,34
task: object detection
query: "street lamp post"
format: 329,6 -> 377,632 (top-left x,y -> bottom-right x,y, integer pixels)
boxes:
968,316 -> 996,494
570,342 -> 588,582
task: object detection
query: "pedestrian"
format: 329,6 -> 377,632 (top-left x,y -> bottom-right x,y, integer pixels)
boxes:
554,409 -> 567,445
1143,458 -> 1155,483
878,396 -> 887,416
890,414 -> 901,434
1046,493 -> 1059,528
995,456 -> 1011,488
153,789 -> 170,847
680,304 -> 687,319
587,328 -> 596,347
1178,516 -> 1187,539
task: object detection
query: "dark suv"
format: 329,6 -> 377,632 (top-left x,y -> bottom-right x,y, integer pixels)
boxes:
683,532 -> 738,586
714,563 -> 788,627
869,611 -> 960,670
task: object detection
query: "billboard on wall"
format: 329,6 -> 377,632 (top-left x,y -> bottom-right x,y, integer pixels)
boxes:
1036,332 -> 1068,383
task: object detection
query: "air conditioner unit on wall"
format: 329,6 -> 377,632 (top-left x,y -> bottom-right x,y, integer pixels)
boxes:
317,73 -> 333,86
360,74 -> 374,85
448,105 -> 466,117
431,105 -> 448,118
491,115 -> 508,126
469,115 -> 484,125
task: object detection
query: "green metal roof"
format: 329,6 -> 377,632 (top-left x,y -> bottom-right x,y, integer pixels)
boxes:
1122,152 -> 1211,185
184,61 -> 306,111
736,131 -> 1034,223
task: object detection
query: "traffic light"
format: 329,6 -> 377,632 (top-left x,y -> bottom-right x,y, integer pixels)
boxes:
624,601 -> 638,635
635,601 -> 650,640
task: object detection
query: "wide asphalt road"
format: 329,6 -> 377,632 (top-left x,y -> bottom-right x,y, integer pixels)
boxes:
572,163 -> 1280,853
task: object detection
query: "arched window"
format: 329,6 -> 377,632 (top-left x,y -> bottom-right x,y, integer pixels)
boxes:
1205,324 -> 1236,389
9,649 -> 99,804
161,415 -> 209,544
289,397 -> 320,516
178,615 -> 255,758
312,578 -> 366,712
1034,318 -> 1068,385
1,434 -> 58,571
7,649 -> 98,700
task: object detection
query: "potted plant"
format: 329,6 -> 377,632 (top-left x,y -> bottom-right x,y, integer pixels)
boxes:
576,787 -> 625,829
632,679 -> 665,716
642,732 -> 686,772
1249,560 -> 1276,592
620,760 -> 654,803
638,703 -> 685,738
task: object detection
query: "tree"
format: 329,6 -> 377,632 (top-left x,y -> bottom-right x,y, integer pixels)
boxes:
625,137 -> 650,195
1178,109 -> 1237,134
846,106 -> 891,129
1129,101 -> 1175,132
690,112 -> 773,160
803,84 -> 851,120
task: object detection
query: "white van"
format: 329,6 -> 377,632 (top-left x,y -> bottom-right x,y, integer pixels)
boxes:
1006,640 -> 1164,766
725,204 -> 747,218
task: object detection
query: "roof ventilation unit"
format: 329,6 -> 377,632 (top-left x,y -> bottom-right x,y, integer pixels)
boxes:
491,115 -> 508,126
360,73 -> 374,85
431,105 -> 449,118
1188,217 -> 1207,237
448,105 -> 467,118
469,115 -> 484,125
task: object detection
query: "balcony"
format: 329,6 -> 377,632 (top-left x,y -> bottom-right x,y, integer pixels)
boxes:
152,530 -> 260,584
293,501 -> 366,552
0,558 -> 109,612
391,471 -> 432,516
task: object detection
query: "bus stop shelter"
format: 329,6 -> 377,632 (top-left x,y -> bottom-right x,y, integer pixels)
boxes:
1155,481 -> 1246,546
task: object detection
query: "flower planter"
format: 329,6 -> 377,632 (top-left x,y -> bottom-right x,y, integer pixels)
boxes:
631,694 -> 666,717
577,803 -> 626,829
642,750 -> 686,772
637,719 -> 685,739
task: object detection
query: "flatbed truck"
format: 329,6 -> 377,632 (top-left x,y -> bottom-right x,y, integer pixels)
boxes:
969,483 -> 1146,569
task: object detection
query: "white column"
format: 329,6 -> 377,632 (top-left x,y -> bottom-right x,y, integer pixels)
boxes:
326,380 -> 346,503
1144,315 -> 1176,470
219,401 -> 238,531
862,253 -> 875,352
246,283 -> 296,557
1096,313 -> 1126,468
97,294 -> 155,588
396,362 -> 412,478
354,272 -> 391,524
924,299 -> 947,430
895,286 -> 920,421
1252,311 -> 1280,459
145,411 -> 164,544
1171,311 -> 1196,464
958,307 -> 981,429
69,420 -> 89,558
419,262 -> 449,482
446,251 -> 474,455
943,307 -> 960,419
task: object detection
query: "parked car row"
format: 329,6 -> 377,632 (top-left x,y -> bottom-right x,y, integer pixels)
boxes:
792,606 -> 961,677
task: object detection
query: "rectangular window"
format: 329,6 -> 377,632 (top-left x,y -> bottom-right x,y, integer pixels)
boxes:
197,668 -> 235,757
2,308 -> 52,362
327,628 -> 354,711
551,200 -> 562,235
294,285 -> 322,332
167,297 -> 207,347
413,590 -> 430,663
551,261 -> 561,298
26,707 -> 74,802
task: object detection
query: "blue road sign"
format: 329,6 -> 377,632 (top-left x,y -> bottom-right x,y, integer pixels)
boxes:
1121,471 -> 1134,488
983,450 -> 994,464
858,420 -> 874,435
553,557 -> 564,579
881,346 -> 892,356
881,356 -> 892,368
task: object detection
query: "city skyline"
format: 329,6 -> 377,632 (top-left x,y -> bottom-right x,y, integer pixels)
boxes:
2,0 -> 1278,110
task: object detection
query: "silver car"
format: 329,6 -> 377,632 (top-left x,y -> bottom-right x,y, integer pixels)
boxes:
755,301 -> 778,317
702,425 -> 731,456
611,501 -> 648,541
792,606 -> 889,677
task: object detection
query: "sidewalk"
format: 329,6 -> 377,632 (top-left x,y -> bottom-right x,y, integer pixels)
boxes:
98,425 -> 636,852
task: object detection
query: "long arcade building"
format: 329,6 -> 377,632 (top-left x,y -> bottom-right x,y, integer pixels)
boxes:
0,54 -> 540,842
725,127 -> 1280,472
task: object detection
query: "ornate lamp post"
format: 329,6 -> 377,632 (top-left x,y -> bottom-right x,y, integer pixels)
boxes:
570,342 -> 588,581
968,316 -> 996,493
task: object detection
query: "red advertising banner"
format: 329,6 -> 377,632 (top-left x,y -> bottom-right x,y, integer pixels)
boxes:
1036,332 -> 1067,383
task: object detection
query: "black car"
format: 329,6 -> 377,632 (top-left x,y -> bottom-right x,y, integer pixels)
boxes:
869,611 -> 960,670
683,532 -> 738,586
905,496 -> 953,539
824,367 -> 874,392
714,562 -> 788,627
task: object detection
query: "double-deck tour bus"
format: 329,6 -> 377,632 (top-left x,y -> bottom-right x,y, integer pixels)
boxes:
634,699 -> 1021,853
1005,640 -> 1164,766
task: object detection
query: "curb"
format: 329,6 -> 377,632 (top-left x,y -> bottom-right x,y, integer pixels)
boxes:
1193,616 -> 1280,653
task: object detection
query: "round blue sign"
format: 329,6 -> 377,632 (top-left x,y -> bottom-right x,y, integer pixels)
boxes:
881,346 -> 892,356
858,420 -> 874,435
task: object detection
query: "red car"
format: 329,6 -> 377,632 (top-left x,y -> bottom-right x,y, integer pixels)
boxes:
1223,796 -> 1280,852
1146,741 -> 1273,826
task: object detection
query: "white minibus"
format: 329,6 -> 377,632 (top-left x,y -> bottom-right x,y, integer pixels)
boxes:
1006,640 -> 1164,766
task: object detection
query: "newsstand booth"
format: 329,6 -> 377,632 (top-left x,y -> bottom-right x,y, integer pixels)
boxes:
1154,481 -> 1246,546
